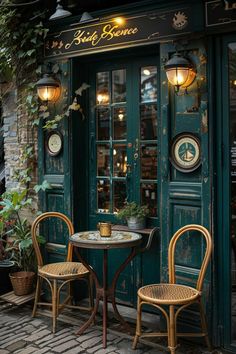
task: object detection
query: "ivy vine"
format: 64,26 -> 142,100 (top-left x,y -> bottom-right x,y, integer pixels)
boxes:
0,4 -> 48,192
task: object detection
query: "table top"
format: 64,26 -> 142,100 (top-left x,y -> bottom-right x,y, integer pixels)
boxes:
69,230 -> 142,249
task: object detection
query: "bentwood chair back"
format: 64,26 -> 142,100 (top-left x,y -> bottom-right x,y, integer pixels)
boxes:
31,211 -> 93,333
133,224 -> 212,354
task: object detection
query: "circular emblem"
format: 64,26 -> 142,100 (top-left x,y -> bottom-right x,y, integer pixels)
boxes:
172,11 -> 188,30
171,133 -> 201,172
46,131 -> 63,156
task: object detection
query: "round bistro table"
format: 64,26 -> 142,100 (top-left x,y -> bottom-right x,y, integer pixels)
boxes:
69,230 -> 142,348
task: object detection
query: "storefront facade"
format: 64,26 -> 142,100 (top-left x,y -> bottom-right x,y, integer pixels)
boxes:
38,0 -> 236,351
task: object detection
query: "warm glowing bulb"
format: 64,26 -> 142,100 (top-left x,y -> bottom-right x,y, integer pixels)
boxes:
114,17 -> 125,25
118,113 -> 124,120
233,80 -> 236,86
143,69 -> 151,76
113,149 -> 117,155
124,156 -> 127,162
97,94 -> 103,104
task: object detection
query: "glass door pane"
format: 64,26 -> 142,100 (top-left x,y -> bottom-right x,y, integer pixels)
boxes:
96,69 -> 127,214
140,66 -> 158,217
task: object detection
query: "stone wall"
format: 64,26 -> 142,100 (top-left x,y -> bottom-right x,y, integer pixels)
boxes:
2,86 -> 39,221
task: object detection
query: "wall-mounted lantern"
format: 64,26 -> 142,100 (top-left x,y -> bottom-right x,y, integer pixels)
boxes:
36,73 -> 61,102
164,52 -> 196,93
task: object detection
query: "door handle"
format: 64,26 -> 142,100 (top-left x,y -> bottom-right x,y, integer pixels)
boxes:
126,163 -> 132,181
134,138 -> 139,161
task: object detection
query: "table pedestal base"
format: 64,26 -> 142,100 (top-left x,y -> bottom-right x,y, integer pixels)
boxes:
74,247 -> 137,348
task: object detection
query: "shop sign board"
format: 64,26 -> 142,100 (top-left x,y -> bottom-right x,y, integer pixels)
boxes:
206,0 -> 236,27
44,8 -> 198,58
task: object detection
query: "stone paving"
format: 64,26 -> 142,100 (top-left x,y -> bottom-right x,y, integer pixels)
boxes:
0,300 -> 223,354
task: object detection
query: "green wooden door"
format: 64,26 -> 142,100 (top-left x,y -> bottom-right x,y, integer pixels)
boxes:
217,35 -> 236,352
87,52 -> 159,305
159,40 -> 212,335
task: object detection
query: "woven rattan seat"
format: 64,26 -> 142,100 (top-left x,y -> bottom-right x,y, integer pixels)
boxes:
31,212 -> 93,333
39,262 -> 89,279
133,224 -> 212,354
138,284 -> 199,305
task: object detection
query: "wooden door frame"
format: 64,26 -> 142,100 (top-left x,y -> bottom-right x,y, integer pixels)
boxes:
215,34 -> 236,352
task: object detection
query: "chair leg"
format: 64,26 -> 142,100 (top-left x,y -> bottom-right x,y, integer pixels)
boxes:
168,305 -> 177,354
199,299 -> 212,351
52,279 -> 58,334
32,275 -> 41,318
132,296 -> 142,349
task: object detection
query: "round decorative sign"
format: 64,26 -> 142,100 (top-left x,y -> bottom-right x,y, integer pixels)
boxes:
171,133 -> 201,172
46,131 -> 63,156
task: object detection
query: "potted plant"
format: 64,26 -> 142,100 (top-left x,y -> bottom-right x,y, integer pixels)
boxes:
0,189 -> 45,295
0,227 -> 15,294
117,202 -> 149,230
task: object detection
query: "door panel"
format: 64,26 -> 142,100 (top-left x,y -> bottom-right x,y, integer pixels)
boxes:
160,41 -> 211,334
89,58 -> 158,222
219,36 -> 236,351
87,54 -> 159,305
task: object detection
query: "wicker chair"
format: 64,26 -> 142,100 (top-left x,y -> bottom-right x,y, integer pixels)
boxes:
31,212 -> 93,333
133,224 -> 212,354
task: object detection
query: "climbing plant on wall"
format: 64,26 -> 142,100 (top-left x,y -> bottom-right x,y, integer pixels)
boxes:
0,4 -> 48,187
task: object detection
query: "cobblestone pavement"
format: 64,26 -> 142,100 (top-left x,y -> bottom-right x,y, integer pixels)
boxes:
0,301 -> 223,354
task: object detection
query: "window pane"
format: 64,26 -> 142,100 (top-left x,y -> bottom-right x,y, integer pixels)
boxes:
114,181 -> 126,212
141,183 -> 157,217
97,108 -> 110,140
112,69 -> 126,103
113,144 -> 127,177
97,72 -> 109,105
140,104 -> 157,140
141,66 -> 157,103
141,144 -> 157,179
97,144 -> 110,176
113,107 -> 127,140
97,180 -> 110,213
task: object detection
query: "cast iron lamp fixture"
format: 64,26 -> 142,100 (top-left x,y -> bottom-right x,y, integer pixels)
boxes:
49,0 -> 72,21
164,52 -> 196,93
36,73 -> 61,102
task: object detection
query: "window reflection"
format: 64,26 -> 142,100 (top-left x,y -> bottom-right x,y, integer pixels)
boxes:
140,104 -> 157,140
97,144 -> 110,176
141,66 -> 157,103
141,183 -> 157,217
97,108 -> 110,140
97,72 -> 110,105
113,144 -> 127,177
141,144 -> 157,179
97,180 -> 110,213
114,181 -> 126,212
113,107 -> 127,140
112,69 -> 126,103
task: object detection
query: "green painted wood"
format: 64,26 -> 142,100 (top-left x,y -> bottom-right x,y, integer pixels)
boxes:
71,49 -> 159,305
160,40 -> 212,334
38,59 -> 72,265
216,34 -> 236,352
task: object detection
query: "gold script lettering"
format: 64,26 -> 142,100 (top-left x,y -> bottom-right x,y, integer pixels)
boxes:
64,24 -> 139,49
65,30 -> 99,49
